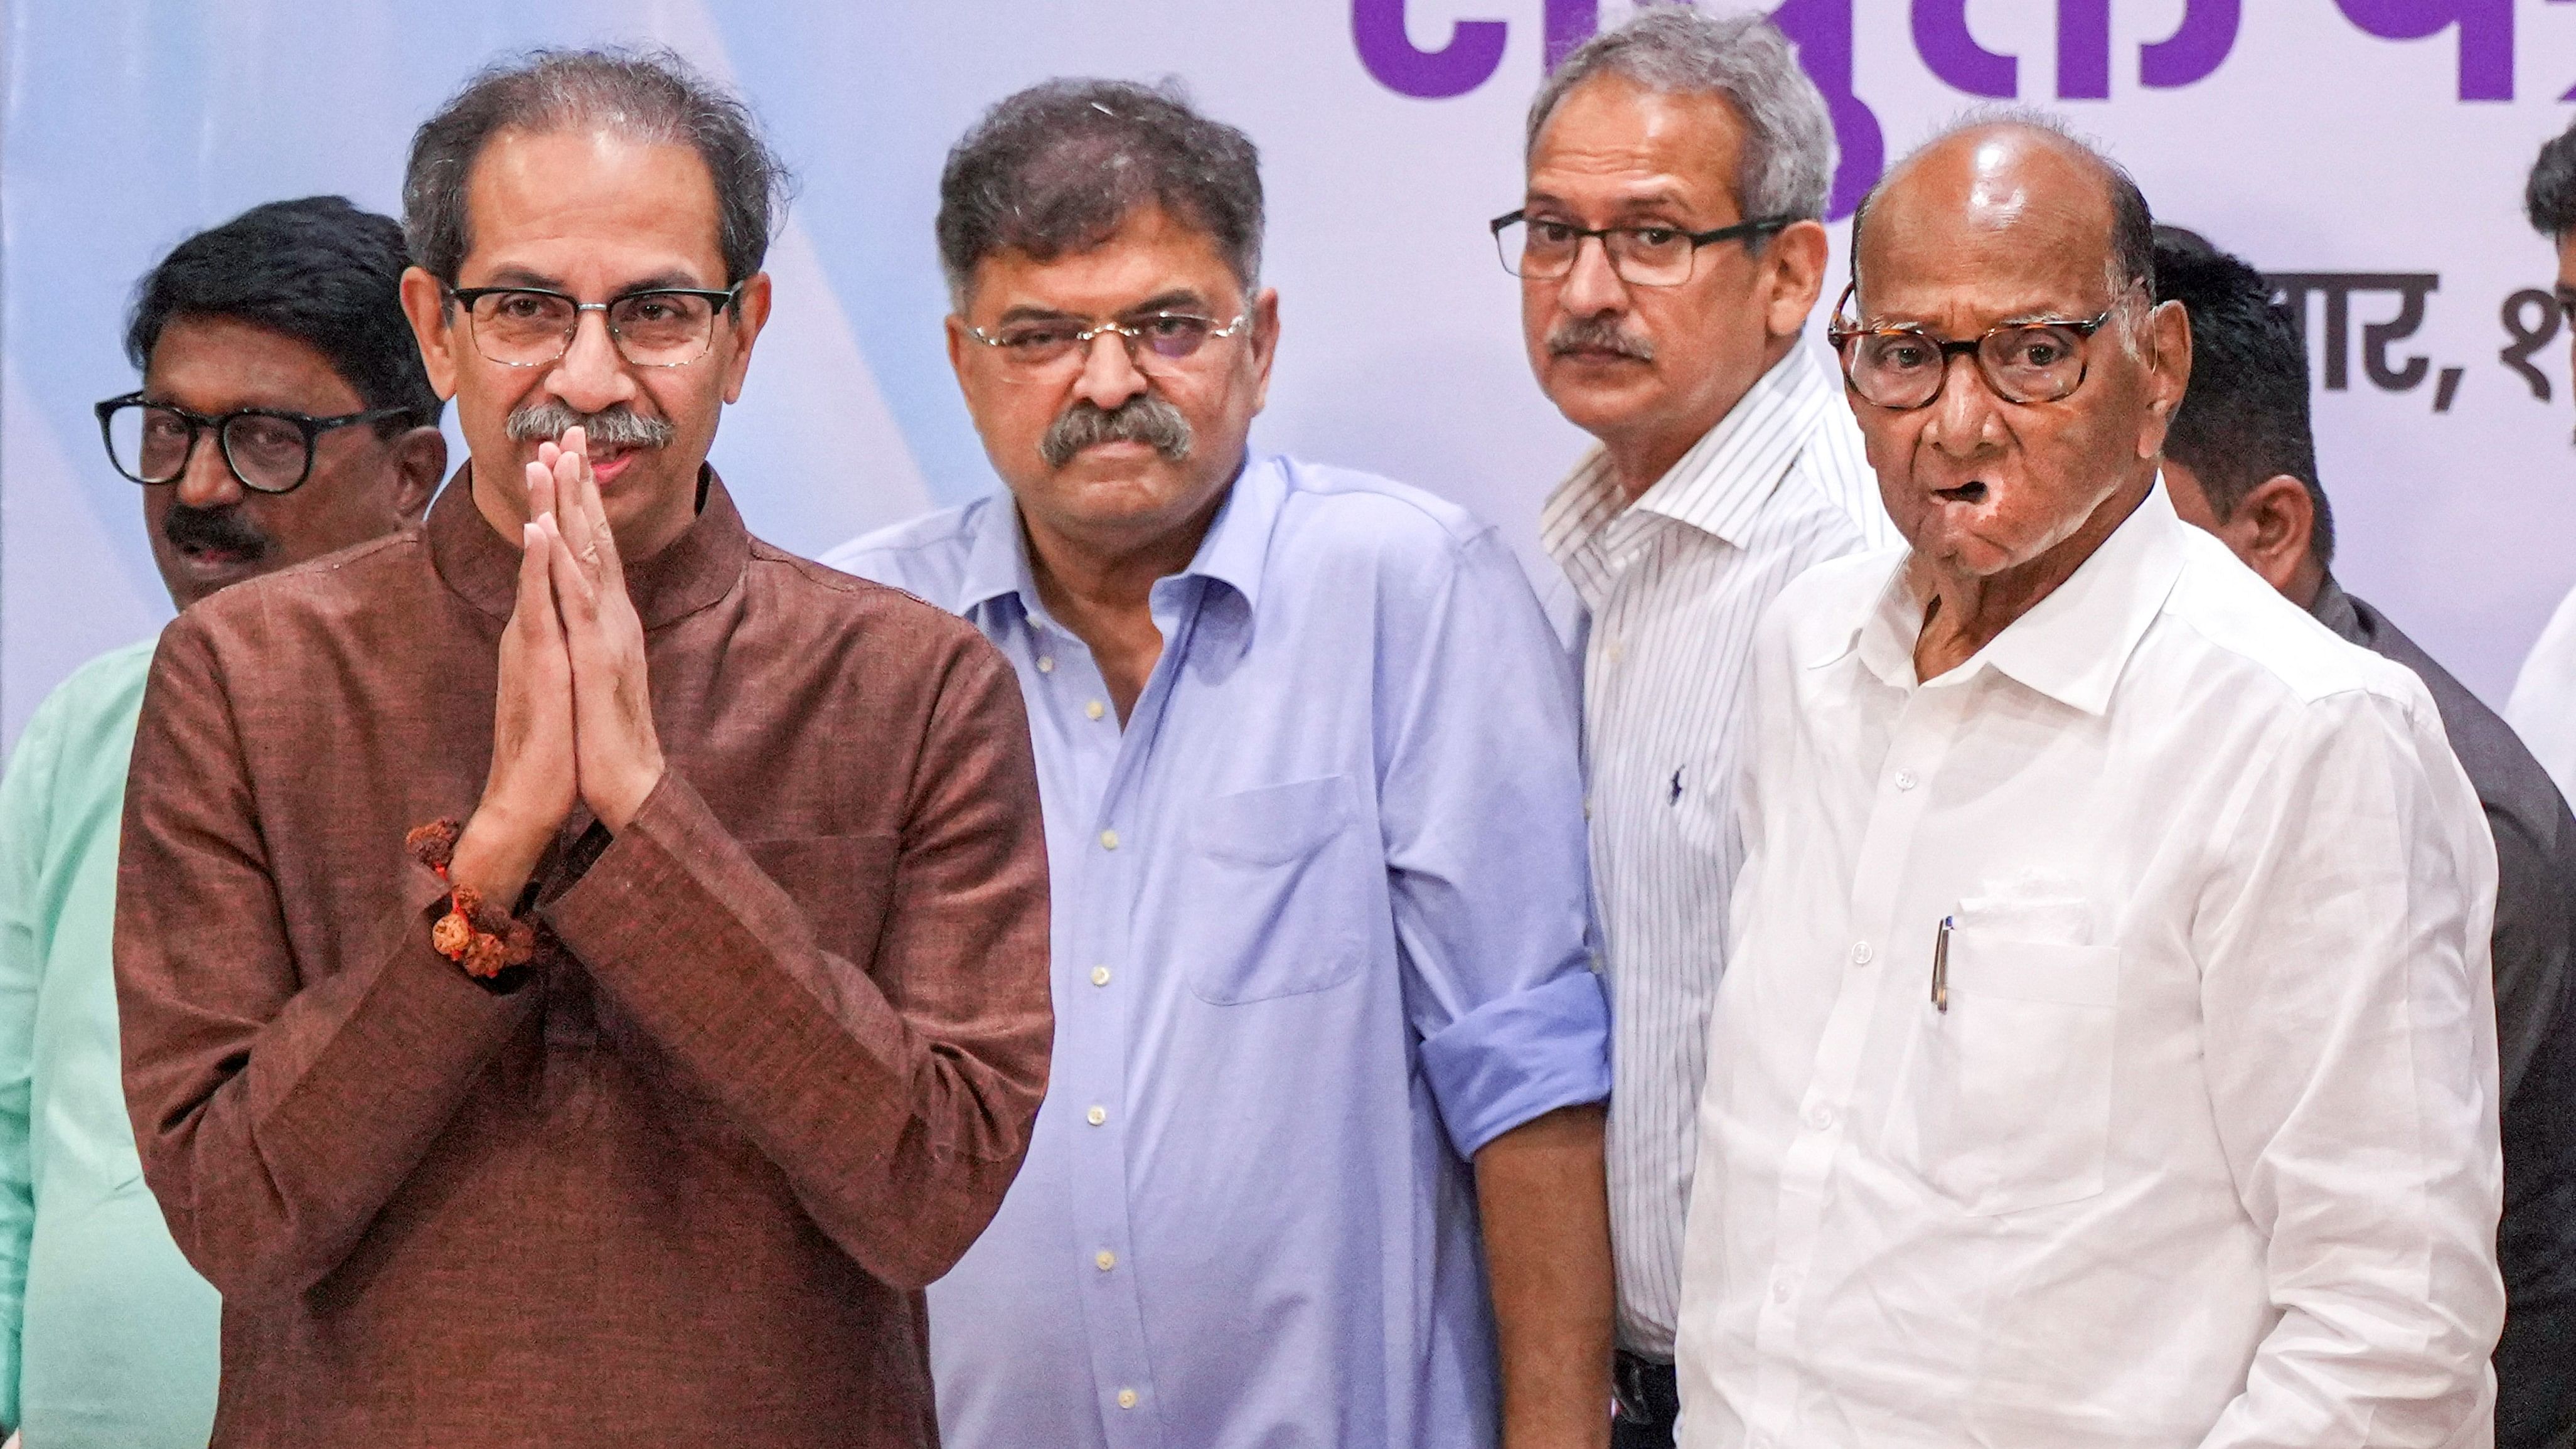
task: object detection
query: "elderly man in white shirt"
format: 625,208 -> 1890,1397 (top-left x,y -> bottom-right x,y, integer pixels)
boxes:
1675,117 -> 2506,1449
1502,15 -> 1895,1442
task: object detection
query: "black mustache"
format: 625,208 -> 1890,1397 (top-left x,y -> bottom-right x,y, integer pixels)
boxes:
1040,396 -> 1194,469
1547,315 -> 1655,361
163,503 -> 271,559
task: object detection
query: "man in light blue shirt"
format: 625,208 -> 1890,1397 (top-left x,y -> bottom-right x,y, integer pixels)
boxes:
828,79 -> 1616,1449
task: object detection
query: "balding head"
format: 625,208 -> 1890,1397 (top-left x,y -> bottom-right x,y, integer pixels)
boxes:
1826,115 -> 2188,665
1854,117 -> 2153,311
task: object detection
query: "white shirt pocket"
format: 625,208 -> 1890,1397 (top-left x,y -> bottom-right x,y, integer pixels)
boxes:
1888,924 -> 2122,1217
1180,775 -> 1372,1004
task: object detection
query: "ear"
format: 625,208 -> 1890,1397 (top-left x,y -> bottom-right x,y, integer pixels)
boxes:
2230,473 -> 2317,599
399,267 -> 461,401
1761,220 -> 1830,343
1247,286 -> 1281,415
2135,298 -> 2192,459
388,424 -> 448,521
945,311 -> 973,390
719,271 -> 774,405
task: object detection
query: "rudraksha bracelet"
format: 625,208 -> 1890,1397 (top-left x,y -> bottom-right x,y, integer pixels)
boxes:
405,818 -> 542,980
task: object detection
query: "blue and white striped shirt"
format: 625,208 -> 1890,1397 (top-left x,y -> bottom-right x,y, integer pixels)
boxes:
1539,343 -> 1897,1359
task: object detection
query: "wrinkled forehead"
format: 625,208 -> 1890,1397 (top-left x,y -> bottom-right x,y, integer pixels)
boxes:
1854,135 -> 2124,326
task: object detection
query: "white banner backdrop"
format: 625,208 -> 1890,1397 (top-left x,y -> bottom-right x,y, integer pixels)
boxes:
6,0 -> 2575,746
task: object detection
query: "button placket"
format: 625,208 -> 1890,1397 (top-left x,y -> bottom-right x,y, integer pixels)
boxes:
1748,680 -> 1968,1444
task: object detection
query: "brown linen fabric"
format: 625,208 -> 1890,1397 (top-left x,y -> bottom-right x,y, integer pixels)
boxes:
112,468 -> 1053,1446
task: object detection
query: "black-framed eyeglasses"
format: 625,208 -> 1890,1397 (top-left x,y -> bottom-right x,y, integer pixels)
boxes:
1825,282 -> 2125,410
94,392 -> 415,495
445,282 -> 744,369
1489,209 -> 1795,287
961,311 -> 1251,380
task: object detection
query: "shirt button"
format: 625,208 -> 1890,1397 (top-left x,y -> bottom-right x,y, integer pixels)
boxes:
1091,965 -> 1113,986
1895,769 -> 1918,790
1086,699 -> 1107,720
1605,641 -> 1626,666
1851,941 -> 1874,965
1037,655 -> 1056,673
1096,1249 -> 1117,1271
1772,1275 -> 1794,1304
1099,829 -> 1120,850
1118,1389 -> 1139,1410
1087,1105 -> 1107,1126
1807,1103 -> 1836,1131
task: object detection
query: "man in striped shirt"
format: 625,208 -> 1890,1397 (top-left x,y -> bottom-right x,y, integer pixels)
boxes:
1504,13 -> 1896,1444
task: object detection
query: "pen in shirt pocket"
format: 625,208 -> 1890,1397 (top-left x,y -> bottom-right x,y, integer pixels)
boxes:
1932,914 -> 1953,1013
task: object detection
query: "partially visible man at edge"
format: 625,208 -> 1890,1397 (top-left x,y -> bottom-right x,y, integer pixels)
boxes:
1503,14 -> 1896,1444
1676,116 -> 2503,1447
0,196 -> 445,1449
831,78 -> 1615,1449
112,48 -> 1051,1446
2154,228 -> 2576,1449
2506,117 -> 2576,805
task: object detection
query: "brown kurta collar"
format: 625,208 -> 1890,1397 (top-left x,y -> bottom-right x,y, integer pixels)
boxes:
426,462 -> 750,631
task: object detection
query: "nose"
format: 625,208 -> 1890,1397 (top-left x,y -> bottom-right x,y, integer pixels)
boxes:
545,306 -> 641,415
1556,233 -> 1632,321
1921,351 -> 2004,457
1071,328 -> 1151,412
173,427 -> 245,510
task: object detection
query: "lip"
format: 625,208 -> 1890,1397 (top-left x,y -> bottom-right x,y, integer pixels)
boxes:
587,447 -> 639,486
168,538 -> 266,585
1551,347 -> 1650,366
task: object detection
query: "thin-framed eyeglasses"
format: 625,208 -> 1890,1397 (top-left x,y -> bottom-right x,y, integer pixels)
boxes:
94,392 -> 415,496
1489,209 -> 1795,287
1825,282 -> 2127,410
446,282 -> 745,369
962,311 -> 1251,381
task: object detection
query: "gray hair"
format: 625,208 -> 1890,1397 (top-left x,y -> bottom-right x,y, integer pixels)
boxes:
938,78 -> 1263,309
404,46 -> 794,289
1852,107 -> 2154,309
1526,8 -> 1836,230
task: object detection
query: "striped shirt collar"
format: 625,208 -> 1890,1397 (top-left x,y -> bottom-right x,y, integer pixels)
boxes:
1541,345 -> 1834,608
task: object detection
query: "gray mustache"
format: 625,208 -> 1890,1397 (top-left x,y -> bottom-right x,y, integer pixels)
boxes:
505,400 -> 676,451
1547,316 -> 1655,362
1040,396 -> 1194,469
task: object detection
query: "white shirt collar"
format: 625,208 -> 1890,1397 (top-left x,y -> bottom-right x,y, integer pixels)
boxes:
1832,479 -> 2188,717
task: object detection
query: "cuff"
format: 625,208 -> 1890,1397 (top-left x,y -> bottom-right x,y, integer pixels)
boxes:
1421,969 -> 1611,1157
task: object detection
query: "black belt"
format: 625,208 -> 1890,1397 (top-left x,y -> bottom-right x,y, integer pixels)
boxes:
1612,1349 -> 1679,1439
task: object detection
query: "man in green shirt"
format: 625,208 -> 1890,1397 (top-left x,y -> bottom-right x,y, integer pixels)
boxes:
0,195 -> 445,1447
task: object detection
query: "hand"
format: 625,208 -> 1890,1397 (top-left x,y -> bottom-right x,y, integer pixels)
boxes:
449,459 -> 579,905
540,427 -> 666,830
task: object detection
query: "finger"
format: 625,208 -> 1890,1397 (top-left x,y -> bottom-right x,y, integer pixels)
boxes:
552,449 -> 607,585
581,452 -> 621,576
525,456 -> 557,527
542,513 -> 599,617
514,521 -> 565,648
561,425 -> 588,481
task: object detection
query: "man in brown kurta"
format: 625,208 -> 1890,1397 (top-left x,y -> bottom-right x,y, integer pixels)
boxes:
111,48 -> 1052,1446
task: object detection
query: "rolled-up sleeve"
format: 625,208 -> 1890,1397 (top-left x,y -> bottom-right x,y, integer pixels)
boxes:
1381,526 -> 1609,1158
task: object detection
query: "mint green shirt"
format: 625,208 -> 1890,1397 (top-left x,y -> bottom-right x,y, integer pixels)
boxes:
0,639 -> 218,1446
